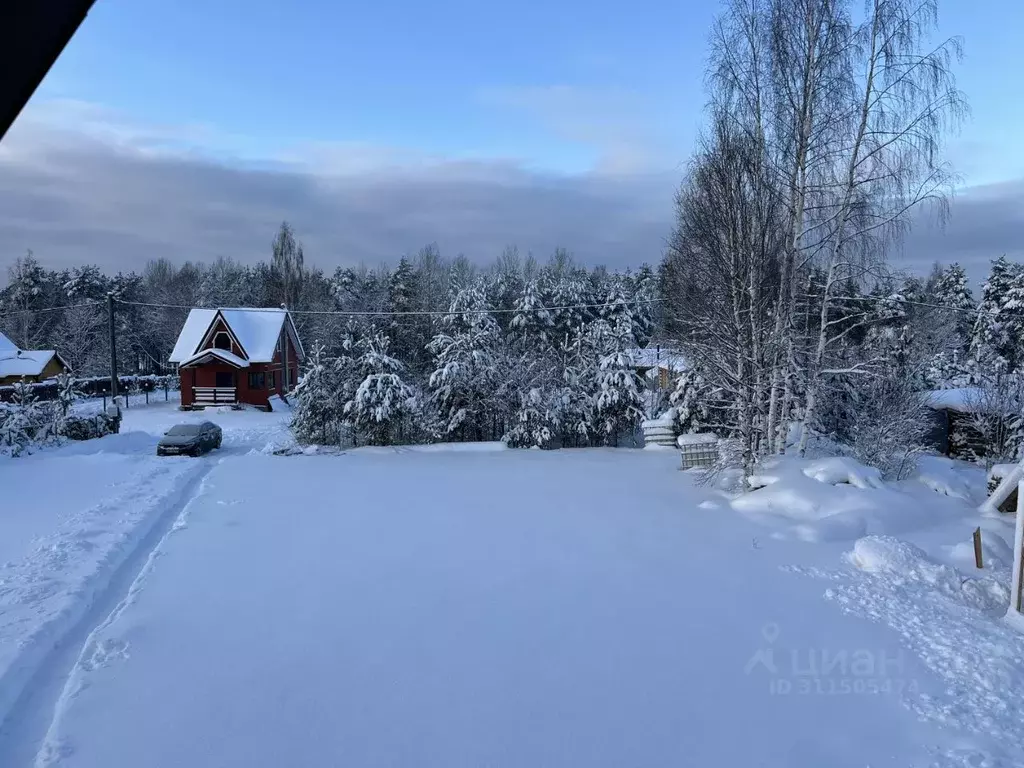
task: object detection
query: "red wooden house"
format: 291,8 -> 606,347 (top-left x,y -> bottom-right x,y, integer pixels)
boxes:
169,308 -> 304,409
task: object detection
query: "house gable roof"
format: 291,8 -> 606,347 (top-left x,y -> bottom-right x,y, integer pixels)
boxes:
179,348 -> 250,369
169,307 -> 304,364
0,332 -> 17,356
0,349 -> 59,379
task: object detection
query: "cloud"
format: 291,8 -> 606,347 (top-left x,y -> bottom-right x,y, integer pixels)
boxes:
2,99 -> 1019,286
896,180 -> 1024,285
0,102 -> 679,277
477,85 -> 683,175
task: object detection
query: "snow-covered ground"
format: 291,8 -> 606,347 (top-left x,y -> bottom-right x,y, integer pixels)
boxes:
1,407 -> 1023,767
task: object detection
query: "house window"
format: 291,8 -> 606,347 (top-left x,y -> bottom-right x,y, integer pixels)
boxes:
267,370 -> 275,391
214,332 -> 231,351
247,372 -> 266,389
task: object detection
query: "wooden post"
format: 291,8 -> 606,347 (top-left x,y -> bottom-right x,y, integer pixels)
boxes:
1012,479 -> 1024,615
107,293 -> 118,403
973,527 -> 984,569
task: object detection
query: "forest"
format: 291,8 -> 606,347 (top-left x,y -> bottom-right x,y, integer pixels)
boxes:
3,0 -> 1022,472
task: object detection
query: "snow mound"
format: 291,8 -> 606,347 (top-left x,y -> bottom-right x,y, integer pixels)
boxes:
734,457 -> 967,543
913,455 -> 986,502
848,535 -> 1009,613
800,457 -> 884,489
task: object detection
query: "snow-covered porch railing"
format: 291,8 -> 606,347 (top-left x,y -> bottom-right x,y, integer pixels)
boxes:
193,387 -> 236,407
979,462 -> 1024,620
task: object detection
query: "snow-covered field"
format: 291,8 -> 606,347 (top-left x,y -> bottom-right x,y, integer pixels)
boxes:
1,405 -> 1023,767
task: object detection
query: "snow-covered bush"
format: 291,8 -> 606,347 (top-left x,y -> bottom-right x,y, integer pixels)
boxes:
845,374 -> 930,480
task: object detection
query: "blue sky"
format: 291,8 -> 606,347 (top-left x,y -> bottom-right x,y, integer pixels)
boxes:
3,0 -> 1024,279
34,0 -> 712,174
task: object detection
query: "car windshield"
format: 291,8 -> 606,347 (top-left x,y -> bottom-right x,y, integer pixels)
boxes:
166,425 -> 203,437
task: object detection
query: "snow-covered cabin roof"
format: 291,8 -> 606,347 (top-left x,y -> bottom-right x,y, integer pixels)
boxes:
0,349 -> 60,378
629,346 -> 688,372
923,387 -> 992,414
178,348 -> 250,369
168,307 -> 304,364
168,309 -> 218,364
0,332 -> 17,356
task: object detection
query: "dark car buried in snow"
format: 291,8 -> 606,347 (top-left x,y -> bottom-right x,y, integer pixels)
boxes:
157,422 -> 222,457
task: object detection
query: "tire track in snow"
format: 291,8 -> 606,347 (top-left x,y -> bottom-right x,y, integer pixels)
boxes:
0,457 -> 221,767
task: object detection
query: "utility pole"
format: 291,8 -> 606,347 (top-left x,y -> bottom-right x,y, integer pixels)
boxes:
279,304 -> 288,394
107,292 -> 119,402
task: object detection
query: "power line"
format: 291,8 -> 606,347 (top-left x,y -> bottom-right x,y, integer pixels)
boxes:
0,300 -> 102,320
115,298 -> 664,318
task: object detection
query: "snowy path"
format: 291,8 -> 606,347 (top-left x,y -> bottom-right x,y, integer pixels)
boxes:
16,448 -> 1005,768
0,459 -> 218,767
0,402 -> 292,765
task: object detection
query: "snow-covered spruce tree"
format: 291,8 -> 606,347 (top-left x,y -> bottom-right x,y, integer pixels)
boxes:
510,278 -> 553,340
52,372 -> 81,436
970,257 -> 1024,373
551,328 -> 595,447
932,262 -> 975,346
426,285 -> 500,441
669,367 -> 714,435
504,387 -> 559,448
590,316 -> 644,446
1,379 -> 44,455
291,343 -> 342,446
345,332 -> 416,446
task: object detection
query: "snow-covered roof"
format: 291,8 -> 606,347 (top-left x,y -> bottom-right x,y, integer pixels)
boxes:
0,332 -> 17,356
0,349 -> 59,378
178,348 -> 250,369
169,307 -> 303,364
168,309 -> 218,364
220,308 -> 294,362
629,347 -> 688,372
923,387 -> 990,414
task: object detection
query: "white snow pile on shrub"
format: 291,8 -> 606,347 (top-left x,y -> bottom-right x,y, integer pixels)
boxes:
732,455 -> 977,543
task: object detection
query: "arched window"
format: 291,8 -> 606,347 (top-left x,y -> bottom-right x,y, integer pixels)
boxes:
214,332 -> 231,351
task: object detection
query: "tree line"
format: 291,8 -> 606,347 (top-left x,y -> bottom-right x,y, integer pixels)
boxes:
10,0 -> 1022,470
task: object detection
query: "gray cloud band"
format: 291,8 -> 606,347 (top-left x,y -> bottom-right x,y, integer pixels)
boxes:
0,121 -> 677,274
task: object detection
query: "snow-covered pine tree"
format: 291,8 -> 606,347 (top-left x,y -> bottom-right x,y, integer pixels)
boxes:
427,285 -> 500,441
503,387 -> 559,448
510,278 -> 553,340
920,263 -> 976,389
630,264 -> 658,349
590,314 -> 644,446
933,263 -> 975,343
345,332 -> 416,446
971,257 -> 1023,373
1,379 -> 42,455
52,372 -> 81,436
291,343 -> 342,445
551,327 -> 594,447
387,257 -> 422,366
669,367 -> 713,435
